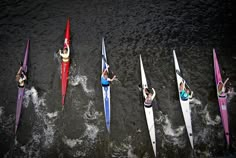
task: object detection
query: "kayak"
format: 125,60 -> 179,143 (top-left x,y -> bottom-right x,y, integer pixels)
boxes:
139,55 -> 156,157
213,49 -> 230,146
173,50 -> 194,149
15,39 -> 29,134
101,38 -> 111,133
61,18 -> 70,106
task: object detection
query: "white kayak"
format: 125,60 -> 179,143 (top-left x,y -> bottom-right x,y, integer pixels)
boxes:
173,50 -> 194,149
139,54 -> 157,157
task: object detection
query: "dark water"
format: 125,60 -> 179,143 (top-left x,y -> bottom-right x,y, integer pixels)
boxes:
0,0 -> 236,157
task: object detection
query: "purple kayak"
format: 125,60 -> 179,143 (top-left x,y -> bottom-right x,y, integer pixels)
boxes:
213,48 -> 230,146
15,40 -> 29,134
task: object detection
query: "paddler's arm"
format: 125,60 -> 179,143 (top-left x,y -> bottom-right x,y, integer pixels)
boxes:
65,41 -> 70,57
143,89 -> 147,98
102,65 -> 109,76
151,88 -> 156,100
189,91 -> 193,99
223,77 -> 229,87
59,49 -> 63,56
109,75 -> 116,82
22,73 -> 27,81
17,66 -> 22,75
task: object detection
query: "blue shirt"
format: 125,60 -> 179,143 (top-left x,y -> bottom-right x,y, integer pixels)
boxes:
101,76 -> 109,86
180,90 -> 189,101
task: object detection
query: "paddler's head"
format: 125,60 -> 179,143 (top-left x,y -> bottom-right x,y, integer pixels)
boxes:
16,74 -> 20,82
186,89 -> 190,94
218,82 -> 223,91
63,48 -> 68,54
180,82 -> 183,88
148,93 -> 153,98
104,71 -> 108,79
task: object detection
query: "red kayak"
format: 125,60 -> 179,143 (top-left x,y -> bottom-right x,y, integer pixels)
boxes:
61,18 -> 70,106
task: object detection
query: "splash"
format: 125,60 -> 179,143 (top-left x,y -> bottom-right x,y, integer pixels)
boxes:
70,72 -> 94,94
83,101 -> 101,121
155,113 -> 185,148
205,112 -> 221,126
202,105 -> 221,126
127,145 -> 138,158
227,87 -> 236,103
190,98 -> 202,105
83,123 -> 99,142
112,139 -> 138,158
162,115 -> 185,137
46,112 -> 58,119
0,106 -> 3,118
16,86 -> 58,158
62,136 -> 83,148
0,106 -> 14,135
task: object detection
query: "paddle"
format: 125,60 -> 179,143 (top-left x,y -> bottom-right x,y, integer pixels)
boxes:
176,70 -> 193,96
102,55 -> 119,81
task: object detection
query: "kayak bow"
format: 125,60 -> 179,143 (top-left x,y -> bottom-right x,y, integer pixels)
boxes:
15,39 -> 29,134
213,49 -> 230,146
101,38 -> 111,133
173,50 -> 194,149
140,55 -> 157,157
61,18 -> 70,106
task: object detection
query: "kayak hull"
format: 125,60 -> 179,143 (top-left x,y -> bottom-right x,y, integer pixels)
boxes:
101,38 -> 111,133
173,50 -> 194,149
213,49 -> 230,145
61,18 -> 70,106
15,39 -> 29,134
140,55 -> 156,157
61,61 -> 70,105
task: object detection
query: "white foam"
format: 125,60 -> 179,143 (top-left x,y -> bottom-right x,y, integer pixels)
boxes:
201,105 -> 221,126
74,150 -> 86,157
190,98 -> 202,105
227,87 -> 236,103
21,87 -> 57,150
83,123 -> 99,142
112,138 -> 138,158
127,145 -> 138,158
54,51 -> 61,63
205,112 -> 221,126
0,106 -> 3,118
83,101 -> 101,121
63,137 -> 83,148
46,112 -> 58,119
156,114 -> 185,148
162,115 -> 185,137
70,73 -> 94,94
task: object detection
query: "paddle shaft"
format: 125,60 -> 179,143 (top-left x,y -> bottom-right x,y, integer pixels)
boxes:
102,55 -> 116,76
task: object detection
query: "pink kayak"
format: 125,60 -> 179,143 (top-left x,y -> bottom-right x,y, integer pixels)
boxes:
213,48 -> 230,146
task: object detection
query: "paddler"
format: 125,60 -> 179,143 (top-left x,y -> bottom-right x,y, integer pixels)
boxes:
179,82 -> 193,100
218,77 -> 229,96
143,88 -> 156,107
15,63 -> 27,88
101,64 -> 116,87
58,39 -> 70,62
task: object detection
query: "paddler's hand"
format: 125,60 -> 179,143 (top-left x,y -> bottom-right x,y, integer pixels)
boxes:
57,49 -> 60,53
